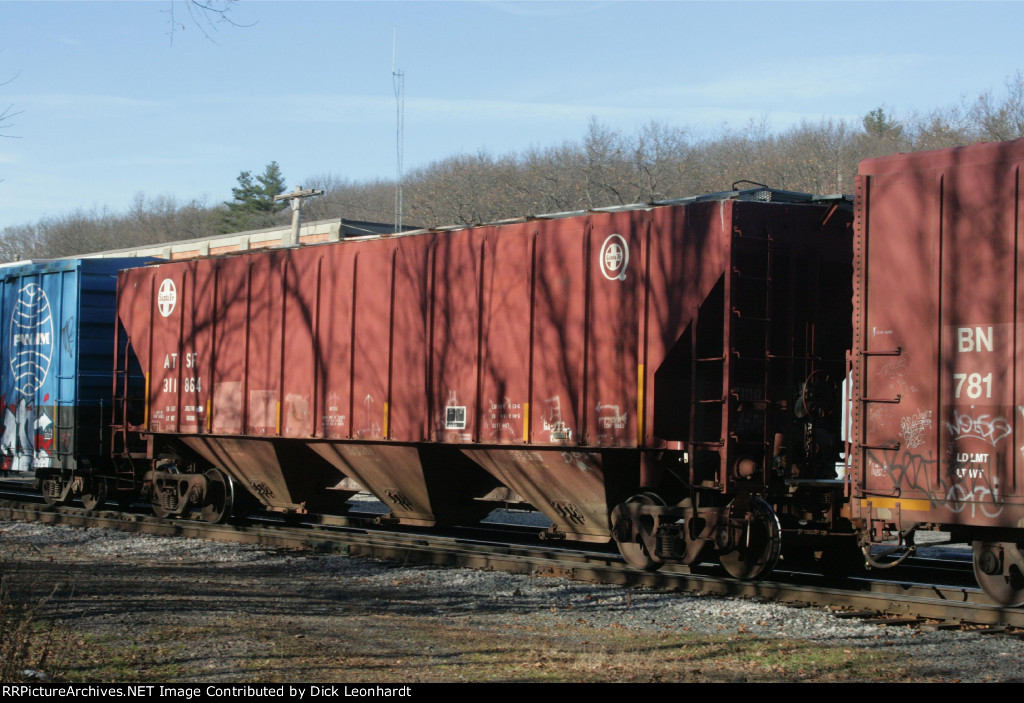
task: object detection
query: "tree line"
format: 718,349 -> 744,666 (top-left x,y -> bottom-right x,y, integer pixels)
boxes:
3,71 -> 1024,262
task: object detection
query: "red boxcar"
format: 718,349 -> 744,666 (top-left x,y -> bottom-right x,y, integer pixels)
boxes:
851,138 -> 1024,603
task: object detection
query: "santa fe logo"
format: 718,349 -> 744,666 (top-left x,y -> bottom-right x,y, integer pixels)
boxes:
600,234 -> 629,281
158,279 -> 177,318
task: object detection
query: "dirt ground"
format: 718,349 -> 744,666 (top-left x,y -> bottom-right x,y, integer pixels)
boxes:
3,522 -> 1018,683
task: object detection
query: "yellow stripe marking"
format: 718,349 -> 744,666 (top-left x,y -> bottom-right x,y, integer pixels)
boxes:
144,373 -> 150,426
523,403 -> 530,442
859,497 -> 932,512
383,402 -> 390,438
637,364 -> 645,445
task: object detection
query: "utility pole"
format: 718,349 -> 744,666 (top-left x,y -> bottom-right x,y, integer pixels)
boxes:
274,186 -> 324,247
393,28 -> 404,234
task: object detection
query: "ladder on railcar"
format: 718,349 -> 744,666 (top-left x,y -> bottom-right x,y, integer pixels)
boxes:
110,327 -> 145,490
725,229 -> 776,488
685,229 -> 776,489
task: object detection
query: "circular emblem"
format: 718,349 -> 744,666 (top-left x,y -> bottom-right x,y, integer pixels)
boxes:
9,283 -> 54,396
158,279 -> 177,318
599,234 -> 629,281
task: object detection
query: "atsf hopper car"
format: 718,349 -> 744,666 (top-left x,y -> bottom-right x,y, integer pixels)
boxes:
112,188 -> 854,579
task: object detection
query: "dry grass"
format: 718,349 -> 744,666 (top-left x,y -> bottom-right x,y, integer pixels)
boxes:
49,613 -> 931,684
0,567 -> 71,682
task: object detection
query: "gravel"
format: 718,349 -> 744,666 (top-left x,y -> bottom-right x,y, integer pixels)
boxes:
3,519 -> 1024,682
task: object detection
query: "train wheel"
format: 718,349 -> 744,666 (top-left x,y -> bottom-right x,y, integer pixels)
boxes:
719,497 -> 782,580
201,468 -> 234,524
611,493 -> 665,571
973,541 -> 1024,606
80,477 -> 107,511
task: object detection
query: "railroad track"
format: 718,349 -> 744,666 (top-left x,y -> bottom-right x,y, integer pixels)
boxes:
0,489 -> 1021,632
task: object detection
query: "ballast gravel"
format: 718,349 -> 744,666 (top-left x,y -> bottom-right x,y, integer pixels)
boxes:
2,519 -> 1023,683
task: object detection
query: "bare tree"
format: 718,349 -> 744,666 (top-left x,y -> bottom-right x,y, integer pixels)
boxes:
0,101 -> 18,139
0,67 -> 23,185
908,105 -> 972,151
970,71 -> 1024,142
167,1 -> 254,44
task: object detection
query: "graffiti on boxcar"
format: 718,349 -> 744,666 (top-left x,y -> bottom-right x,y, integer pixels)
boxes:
60,315 -> 75,358
0,397 -> 32,470
878,352 -> 918,396
0,398 -> 53,471
560,450 -> 592,473
355,393 -> 382,438
946,410 -> 1011,446
946,484 -> 1004,517
542,395 -> 573,441
866,403 -> 887,435
946,458 -> 1003,518
866,445 -> 1007,517
866,448 -> 940,494
898,409 -> 932,449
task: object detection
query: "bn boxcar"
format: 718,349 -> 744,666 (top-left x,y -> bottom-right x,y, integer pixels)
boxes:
851,138 -> 1024,604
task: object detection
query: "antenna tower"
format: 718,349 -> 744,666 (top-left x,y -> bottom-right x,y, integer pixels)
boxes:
392,29 -> 404,234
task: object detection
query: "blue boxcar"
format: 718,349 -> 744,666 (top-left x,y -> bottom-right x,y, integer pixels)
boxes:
0,258 -> 142,479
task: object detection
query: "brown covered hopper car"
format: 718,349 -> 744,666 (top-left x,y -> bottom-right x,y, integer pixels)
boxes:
113,187 -> 854,581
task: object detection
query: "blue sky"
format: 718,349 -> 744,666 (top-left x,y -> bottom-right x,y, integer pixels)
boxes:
0,0 -> 1022,231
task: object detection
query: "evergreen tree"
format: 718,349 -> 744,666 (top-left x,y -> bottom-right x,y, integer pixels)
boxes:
858,107 -> 907,158
862,107 -> 903,140
219,161 -> 287,233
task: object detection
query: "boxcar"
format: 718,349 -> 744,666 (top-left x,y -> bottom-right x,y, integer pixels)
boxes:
0,258 -> 142,507
851,138 -> 1024,604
